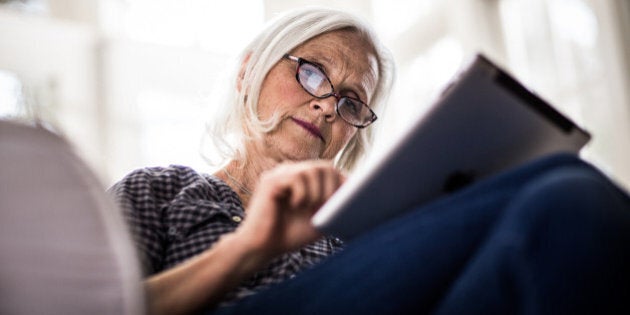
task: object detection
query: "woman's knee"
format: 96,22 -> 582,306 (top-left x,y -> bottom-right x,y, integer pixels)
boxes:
499,161 -> 630,283
511,162 -> 628,231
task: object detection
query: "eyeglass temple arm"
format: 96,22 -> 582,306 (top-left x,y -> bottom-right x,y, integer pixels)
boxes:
284,54 -> 300,62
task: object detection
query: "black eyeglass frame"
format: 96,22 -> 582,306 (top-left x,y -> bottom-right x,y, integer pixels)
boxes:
283,54 -> 377,128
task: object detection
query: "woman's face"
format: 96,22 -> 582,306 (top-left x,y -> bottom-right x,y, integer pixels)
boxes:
254,29 -> 379,162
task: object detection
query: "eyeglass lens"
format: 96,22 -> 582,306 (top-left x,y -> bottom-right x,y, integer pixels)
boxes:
296,60 -> 375,127
298,63 -> 330,97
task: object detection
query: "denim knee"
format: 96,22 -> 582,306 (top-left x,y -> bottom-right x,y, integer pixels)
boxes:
501,163 -> 630,313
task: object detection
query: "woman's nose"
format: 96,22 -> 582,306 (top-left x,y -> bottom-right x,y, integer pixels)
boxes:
310,96 -> 337,121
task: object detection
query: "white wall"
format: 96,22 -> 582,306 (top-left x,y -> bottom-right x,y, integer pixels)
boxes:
0,8 -> 104,178
100,38 -> 228,182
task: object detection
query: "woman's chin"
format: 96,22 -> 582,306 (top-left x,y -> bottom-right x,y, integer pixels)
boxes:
283,143 -> 324,161
261,132 -> 325,161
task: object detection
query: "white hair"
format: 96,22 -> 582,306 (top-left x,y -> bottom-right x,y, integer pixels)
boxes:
203,7 -> 395,171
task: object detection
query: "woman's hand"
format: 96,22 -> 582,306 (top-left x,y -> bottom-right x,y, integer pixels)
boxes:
235,160 -> 346,260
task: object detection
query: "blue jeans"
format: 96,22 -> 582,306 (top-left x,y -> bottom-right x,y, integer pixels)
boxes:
209,154 -> 630,314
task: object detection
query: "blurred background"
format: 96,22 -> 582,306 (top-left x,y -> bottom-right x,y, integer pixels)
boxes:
1,0 -> 628,190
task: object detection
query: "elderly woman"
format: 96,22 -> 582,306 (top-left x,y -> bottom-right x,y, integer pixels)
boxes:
111,7 -> 630,315
111,7 -> 392,313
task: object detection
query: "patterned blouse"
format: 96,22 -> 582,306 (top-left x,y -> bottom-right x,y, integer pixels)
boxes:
109,165 -> 343,303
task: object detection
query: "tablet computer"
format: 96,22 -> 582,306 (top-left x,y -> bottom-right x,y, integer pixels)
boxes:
312,54 -> 591,241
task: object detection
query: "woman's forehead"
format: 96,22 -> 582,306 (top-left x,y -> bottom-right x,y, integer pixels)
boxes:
292,30 -> 373,59
291,30 -> 379,96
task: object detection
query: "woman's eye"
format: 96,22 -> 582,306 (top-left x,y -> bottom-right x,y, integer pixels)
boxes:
345,99 -> 359,114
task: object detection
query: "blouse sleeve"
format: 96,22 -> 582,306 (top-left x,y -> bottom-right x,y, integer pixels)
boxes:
108,166 -> 244,275
108,167 -> 175,275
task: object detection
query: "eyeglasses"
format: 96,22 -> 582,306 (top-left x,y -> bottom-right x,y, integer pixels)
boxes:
283,54 -> 377,128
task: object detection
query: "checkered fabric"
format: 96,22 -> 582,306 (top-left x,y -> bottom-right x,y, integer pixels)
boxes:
109,165 -> 343,303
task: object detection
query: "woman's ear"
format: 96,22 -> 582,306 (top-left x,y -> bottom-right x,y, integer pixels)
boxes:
237,53 -> 252,92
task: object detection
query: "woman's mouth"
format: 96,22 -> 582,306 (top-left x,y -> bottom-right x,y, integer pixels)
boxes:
290,117 -> 325,142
